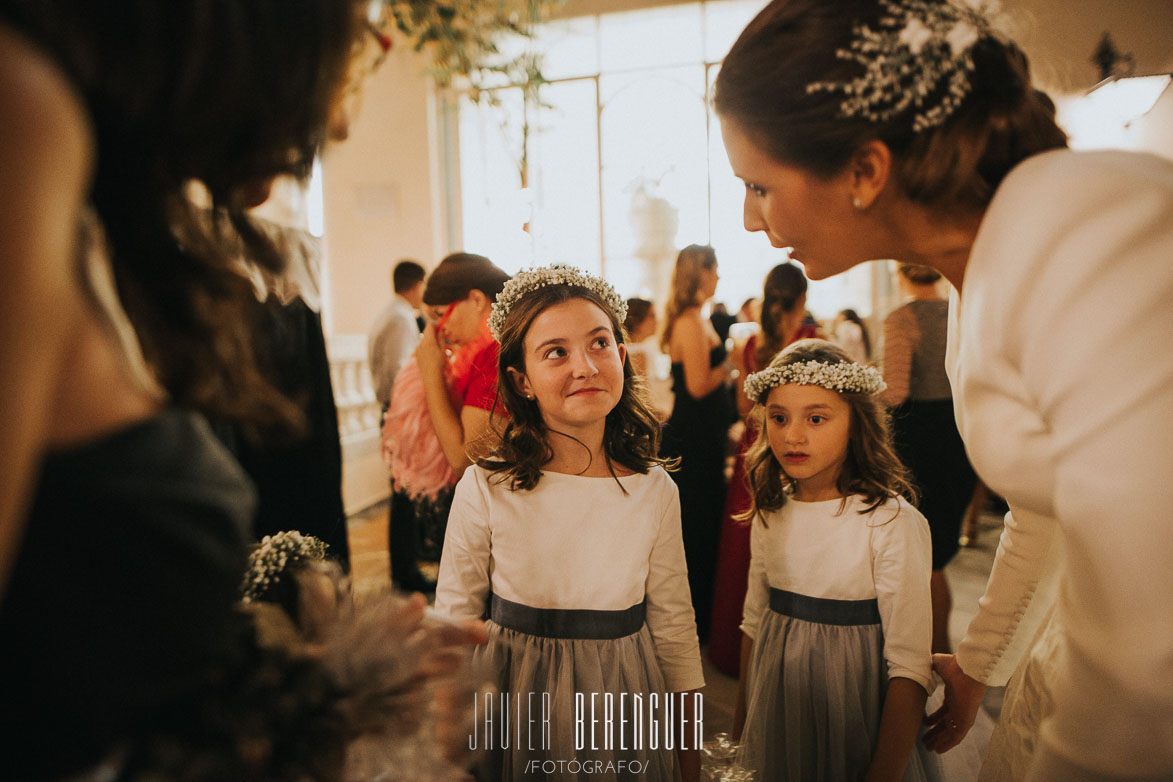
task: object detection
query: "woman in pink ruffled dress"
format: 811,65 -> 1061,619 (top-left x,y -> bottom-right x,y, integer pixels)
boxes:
383,253 -> 509,590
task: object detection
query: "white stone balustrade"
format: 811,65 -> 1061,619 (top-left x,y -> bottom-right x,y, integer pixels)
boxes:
327,334 -> 389,515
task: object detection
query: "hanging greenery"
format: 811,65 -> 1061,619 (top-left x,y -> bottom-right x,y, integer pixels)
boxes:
379,0 -> 563,99
374,1 -> 564,188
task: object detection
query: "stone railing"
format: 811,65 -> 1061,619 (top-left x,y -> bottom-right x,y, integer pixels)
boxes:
326,334 -> 389,515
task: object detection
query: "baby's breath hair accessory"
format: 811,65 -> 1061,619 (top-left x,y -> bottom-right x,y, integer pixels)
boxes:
489,264 -> 627,341
744,360 -> 887,403
241,530 -> 328,603
807,0 -> 996,132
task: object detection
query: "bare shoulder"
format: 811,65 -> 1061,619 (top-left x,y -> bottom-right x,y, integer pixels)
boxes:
0,23 -> 91,138
1,25 -> 100,432
0,25 -> 92,163
669,306 -> 704,340
1,24 -> 94,291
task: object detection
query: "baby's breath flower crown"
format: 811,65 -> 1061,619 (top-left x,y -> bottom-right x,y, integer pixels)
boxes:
240,530 -> 328,603
744,360 -> 887,403
489,264 -> 627,342
807,0 -> 996,132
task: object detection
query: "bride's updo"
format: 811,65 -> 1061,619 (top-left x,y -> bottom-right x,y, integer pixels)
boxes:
713,0 -> 1068,210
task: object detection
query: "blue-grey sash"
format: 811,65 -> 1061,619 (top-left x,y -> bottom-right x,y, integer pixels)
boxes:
490,593 -> 646,639
769,587 -> 881,626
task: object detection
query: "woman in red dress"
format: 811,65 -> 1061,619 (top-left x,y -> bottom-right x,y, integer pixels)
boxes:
707,262 -> 820,675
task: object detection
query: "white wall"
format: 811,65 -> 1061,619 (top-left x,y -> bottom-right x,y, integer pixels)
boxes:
321,44 -> 446,338
320,45 -> 449,512
1134,84 -> 1173,159
556,0 -> 1173,94
1006,0 -> 1173,94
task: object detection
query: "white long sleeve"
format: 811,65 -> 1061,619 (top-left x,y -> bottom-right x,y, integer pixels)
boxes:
953,506 -> 1061,686
948,149 -> 1173,778
869,502 -> 933,692
739,514 -> 770,641
643,480 -> 706,691
433,467 -> 493,622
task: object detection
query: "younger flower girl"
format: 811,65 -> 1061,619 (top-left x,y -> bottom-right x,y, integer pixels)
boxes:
735,339 -> 937,781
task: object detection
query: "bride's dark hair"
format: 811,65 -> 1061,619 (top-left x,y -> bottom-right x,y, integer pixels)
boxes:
483,285 -> 675,491
714,0 -> 1068,211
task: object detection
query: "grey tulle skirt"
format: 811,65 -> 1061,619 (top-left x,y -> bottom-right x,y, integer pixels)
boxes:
737,589 -> 938,782
470,596 -> 677,782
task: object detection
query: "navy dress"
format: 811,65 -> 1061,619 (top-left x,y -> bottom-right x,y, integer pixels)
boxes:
661,344 -> 732,640
216,294 -> 350,570
0,412 -> 254,779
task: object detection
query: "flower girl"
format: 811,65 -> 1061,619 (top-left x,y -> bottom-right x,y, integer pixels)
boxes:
735,339 -> 937,781
434,266 -> 704,782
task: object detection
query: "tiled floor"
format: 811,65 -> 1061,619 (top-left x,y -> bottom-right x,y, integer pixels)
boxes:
345,502 -> 1006,735
346,502 -> 392,596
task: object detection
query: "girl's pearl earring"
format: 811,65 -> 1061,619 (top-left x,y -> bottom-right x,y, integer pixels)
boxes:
853,197 -> 863,210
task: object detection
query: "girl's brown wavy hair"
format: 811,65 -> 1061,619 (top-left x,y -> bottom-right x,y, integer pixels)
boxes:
483,284 -> 675,491
737,339 -> 915,524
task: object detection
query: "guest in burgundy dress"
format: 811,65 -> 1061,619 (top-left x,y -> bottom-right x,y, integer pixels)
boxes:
708,262 -> 818,675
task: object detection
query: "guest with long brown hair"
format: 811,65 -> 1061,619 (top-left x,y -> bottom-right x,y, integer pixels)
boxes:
660,244 -> 734,641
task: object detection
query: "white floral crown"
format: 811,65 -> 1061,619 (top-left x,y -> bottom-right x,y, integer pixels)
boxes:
241,530 -> 328,603
489,264 -> 627,341
807,0 -> 995,132
745,360 -> 886,402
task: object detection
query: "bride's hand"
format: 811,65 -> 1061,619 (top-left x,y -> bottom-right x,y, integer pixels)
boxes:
922,653 -> 986,753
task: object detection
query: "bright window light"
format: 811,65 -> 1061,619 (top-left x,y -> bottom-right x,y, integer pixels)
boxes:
1061,74 -> 1172,151
308,158 -> 325,238
456,0 -> 880,322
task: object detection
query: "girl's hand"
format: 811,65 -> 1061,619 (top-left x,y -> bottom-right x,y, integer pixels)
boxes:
415,323 -> 447,379
922,653 -> 987,753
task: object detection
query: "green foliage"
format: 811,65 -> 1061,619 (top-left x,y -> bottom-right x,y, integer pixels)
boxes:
376,1 -> 563,186
382,0 -> 562,99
